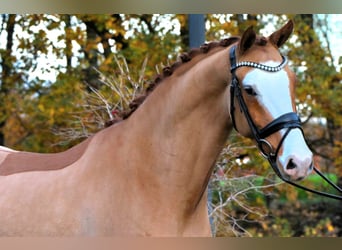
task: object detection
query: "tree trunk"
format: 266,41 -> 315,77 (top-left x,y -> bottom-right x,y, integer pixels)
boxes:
0,14 -> 16,146
82,19 -> 101,91
63,15 -> 72,72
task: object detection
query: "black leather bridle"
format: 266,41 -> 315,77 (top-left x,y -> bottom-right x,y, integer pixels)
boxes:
229,45 -> 342,200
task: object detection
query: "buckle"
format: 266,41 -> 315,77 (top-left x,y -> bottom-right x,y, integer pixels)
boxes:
258,139 -> 275,159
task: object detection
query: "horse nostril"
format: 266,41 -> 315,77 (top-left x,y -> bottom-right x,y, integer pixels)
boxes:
286,159 -> 297,170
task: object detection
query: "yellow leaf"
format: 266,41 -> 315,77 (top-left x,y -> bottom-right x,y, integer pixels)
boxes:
38,104 -> 45,112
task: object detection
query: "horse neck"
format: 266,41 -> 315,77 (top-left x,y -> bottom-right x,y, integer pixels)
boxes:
118,46 -> 233,212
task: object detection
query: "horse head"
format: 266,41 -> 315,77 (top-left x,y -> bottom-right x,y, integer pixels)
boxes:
229,20 -> 314,181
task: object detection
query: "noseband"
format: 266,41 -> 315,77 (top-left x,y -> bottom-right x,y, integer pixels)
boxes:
229,45 -> 342,200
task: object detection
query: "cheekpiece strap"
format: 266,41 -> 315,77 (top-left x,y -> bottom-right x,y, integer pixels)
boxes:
229,46 -> 237,72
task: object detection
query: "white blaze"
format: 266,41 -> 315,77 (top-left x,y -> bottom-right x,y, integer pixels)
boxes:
242,61 -> 313,180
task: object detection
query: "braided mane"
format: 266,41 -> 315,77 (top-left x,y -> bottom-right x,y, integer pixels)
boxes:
106,36 -> 240,126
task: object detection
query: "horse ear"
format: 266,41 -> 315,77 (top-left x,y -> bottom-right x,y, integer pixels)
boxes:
269,20 -> 294,48
238,26 -> 256,55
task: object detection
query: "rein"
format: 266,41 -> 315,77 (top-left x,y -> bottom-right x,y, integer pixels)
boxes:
229,45 -> 342,201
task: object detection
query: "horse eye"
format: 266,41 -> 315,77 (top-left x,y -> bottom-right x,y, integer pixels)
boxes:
244,86 -> 258,96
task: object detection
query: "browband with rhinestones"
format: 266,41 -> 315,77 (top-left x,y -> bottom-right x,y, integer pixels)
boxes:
231,55 -> 288,72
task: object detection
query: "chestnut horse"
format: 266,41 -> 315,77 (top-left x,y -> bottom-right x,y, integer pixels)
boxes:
0,20 -> 313,236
